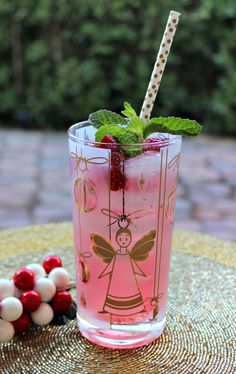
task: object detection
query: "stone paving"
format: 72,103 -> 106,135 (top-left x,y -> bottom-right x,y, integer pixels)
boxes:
0,130 -> 236,241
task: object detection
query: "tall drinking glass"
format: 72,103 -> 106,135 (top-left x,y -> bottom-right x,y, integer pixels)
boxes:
68,121 -> 181,349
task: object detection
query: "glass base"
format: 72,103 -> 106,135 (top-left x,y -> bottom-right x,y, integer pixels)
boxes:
77,313 -> 166,349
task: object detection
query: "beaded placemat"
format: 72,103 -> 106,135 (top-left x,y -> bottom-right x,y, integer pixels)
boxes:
0,224 -> 235,373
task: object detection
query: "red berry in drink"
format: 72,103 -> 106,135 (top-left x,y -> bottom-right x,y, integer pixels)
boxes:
100,135 -> 118,150
110,151 -> 125,191
20,290 -> 41,313
100,135 -> 125,191
43,256 -> 62,274
13,268 -> 35,291
51,291 -> 73,313
144,137 -> 164,152
12,313 -> 30,334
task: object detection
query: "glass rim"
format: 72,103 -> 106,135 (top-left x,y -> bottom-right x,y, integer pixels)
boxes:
68,121 -> 182,147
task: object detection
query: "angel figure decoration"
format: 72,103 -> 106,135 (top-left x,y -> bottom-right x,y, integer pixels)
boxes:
91,228 -> 156,317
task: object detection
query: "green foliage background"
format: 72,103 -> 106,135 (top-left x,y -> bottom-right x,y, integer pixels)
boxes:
0,0 -> 236,134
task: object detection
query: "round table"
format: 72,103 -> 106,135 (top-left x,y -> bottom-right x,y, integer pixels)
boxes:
0,223 -> 235,373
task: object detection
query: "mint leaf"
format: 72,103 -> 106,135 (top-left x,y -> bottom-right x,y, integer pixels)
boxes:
126,116 -> 144,138
143,117 -> 203,138
95,125 -> 141,157
95,125 -> 138,144
89,109 -> 126,128
121,101 -> 137,118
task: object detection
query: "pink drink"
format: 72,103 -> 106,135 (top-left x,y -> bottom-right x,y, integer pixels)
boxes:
68,122 -> 181,348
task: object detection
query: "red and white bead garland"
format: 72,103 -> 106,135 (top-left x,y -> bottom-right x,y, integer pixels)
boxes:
0,256 -> 73,343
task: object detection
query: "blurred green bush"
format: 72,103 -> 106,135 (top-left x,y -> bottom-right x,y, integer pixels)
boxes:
0,0 -> 236,134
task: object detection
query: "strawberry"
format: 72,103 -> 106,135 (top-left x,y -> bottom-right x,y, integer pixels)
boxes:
99,135 -> 125,191
144,137 -> 164,152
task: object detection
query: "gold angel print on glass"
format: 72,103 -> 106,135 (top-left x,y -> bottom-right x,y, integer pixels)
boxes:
91,229 -> 156,316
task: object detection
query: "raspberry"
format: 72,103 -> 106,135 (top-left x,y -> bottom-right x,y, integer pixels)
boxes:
100,135 -> 118,150
110,151 -> 125,191
144,137 -> 164,152
99,135 -> 125,191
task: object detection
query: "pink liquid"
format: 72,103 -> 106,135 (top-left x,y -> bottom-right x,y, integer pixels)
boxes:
69,142 -> 180,348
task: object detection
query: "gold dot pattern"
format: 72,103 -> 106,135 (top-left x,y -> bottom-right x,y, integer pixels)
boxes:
140,10 -> 181,121
0,242 -> 235,374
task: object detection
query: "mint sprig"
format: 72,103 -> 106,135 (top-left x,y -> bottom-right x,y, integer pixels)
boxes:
89,109 -> 126,128
88,102 -> 203,157
143,117 -> 202,138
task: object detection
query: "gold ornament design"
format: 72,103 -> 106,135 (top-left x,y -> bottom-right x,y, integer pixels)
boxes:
71,149 -> 108,174
80,293 -> 86,308
71,147 -> 108,279
165,153 -> 180,224
80,261 -> 89,283
91,229 -> 156,317
101,208 -> 150,228
144,293 -> 163,319
168,153 -> 180,171
78,251 -> 92,259
71,148 -> 108,214
138,173 -> 145,190
74,177 -> 97,213
165,182 -> 177,224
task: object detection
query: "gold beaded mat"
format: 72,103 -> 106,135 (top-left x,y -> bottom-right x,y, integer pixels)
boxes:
0,223 -> 235,374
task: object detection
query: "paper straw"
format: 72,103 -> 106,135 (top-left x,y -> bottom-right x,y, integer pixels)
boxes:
140,10 -> 181,121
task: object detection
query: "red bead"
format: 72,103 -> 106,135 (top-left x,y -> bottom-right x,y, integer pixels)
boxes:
12,313 -> 30,334
51,291 -> 72,313
20,290 -> 41,313
43,256 -> 62,274
13,268 -> 35,290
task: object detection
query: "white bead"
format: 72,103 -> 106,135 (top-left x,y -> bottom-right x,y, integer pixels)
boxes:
34,278 -> 56,302
31,303 -> 54,326
0,279 -> 15,301
26,263 -> 46,280
0,297 -> 23,322
0,319 -> 15,343
49,267 -> 69,289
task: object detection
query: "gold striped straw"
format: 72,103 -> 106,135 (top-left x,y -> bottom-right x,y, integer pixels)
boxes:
140,10 -> 181,122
